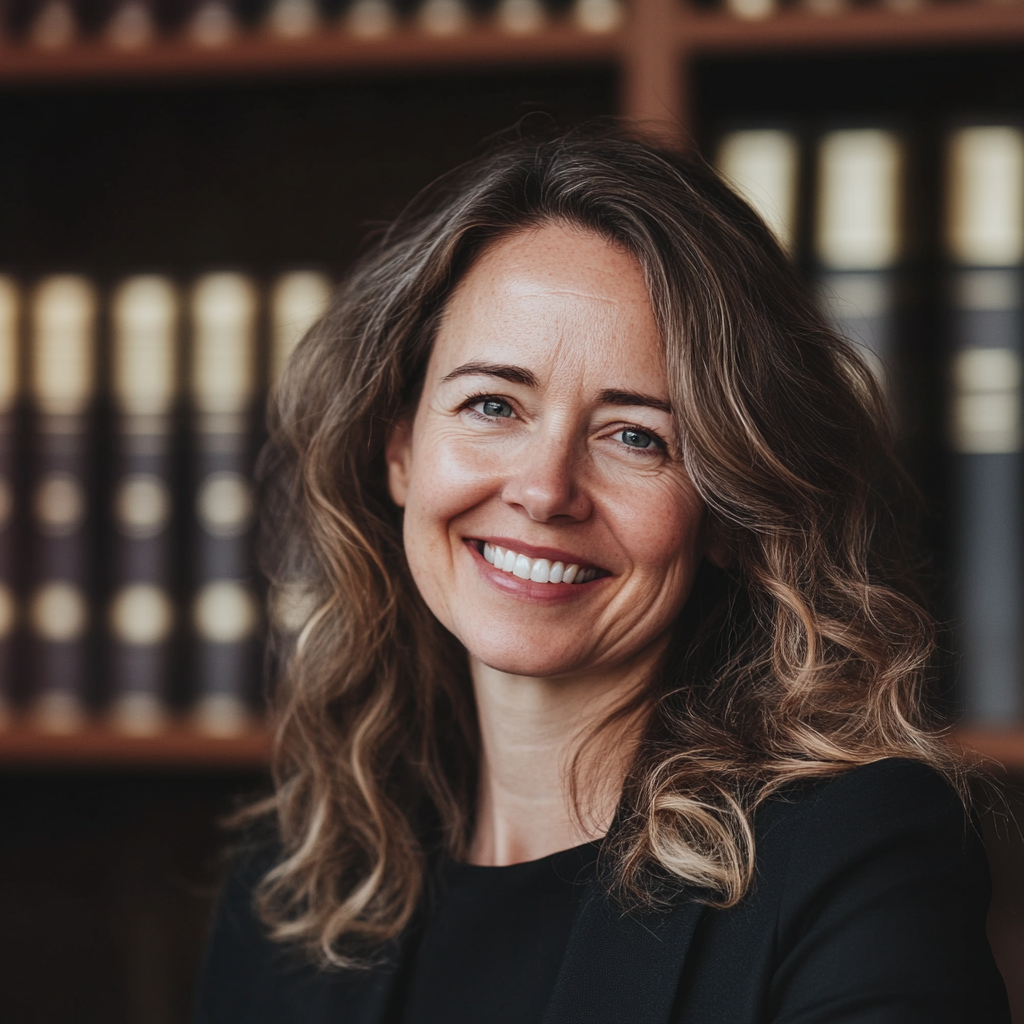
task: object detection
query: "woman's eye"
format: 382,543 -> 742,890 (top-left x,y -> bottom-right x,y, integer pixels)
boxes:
616,428 -> 655,450
474,399 -> 513,418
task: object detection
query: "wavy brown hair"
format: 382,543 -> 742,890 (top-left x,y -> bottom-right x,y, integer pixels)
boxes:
252,123 -> 963,965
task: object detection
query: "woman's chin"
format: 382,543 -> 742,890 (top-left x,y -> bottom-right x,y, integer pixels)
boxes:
466,640 -> 590,680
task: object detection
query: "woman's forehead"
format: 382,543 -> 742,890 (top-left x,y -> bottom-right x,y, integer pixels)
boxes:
430,224 -> 667,397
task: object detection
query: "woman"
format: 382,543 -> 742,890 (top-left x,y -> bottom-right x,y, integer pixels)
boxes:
196,125 -> 1009,1023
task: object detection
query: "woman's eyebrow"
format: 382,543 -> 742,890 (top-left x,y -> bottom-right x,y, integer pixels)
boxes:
598,389 -> 672,414
441,362 -> 538,387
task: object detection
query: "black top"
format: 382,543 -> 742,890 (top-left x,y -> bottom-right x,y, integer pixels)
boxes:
394,842 -> 599,1024
194,759 -> 1010,1024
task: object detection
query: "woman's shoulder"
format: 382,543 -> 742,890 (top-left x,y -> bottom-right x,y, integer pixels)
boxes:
752,757 -> 979,891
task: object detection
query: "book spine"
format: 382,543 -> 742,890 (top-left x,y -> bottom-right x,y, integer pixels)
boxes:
27,275 -> 97,732
716,128 -> 800,255
0,277 -> 19,720
814,128 -> 903,385
268,271 -> 331,388
189,273 -> 259,736
108,276 -> 179,735
266,272 -> 331,644
947,126 -> 1024,724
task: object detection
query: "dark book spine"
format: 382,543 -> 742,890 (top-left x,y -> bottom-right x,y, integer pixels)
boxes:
27,275 -> 97,732
188,273 -> 259,736
814,128 -> 902,385
108,276 -> 179,735
947,126 -> 1024,724
0,277 -> 19,722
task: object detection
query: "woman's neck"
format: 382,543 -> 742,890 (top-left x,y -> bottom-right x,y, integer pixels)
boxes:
465,656 -> 651,866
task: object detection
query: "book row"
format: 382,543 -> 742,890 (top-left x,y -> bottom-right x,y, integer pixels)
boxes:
12,0 -> 624,52
0,269 -> 331,736
715,121 -> 1024,725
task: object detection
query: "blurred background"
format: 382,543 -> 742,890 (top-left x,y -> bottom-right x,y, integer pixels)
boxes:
2,0 -> 1024,1020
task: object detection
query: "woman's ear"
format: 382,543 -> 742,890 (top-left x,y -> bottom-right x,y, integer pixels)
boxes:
385,418 -> 413,508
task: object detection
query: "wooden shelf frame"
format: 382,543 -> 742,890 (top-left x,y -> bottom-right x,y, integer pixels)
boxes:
0,1 -> 1021,132
0,722 -> 272,769
0,722 -> 1022,772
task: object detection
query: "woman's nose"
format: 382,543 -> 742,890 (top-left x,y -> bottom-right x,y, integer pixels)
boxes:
500,435 -> 592,523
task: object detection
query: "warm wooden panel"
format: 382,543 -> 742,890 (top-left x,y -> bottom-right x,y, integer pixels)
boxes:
0,24 -> 620,85
683,5 -> 1024,55
0,722 -> 271,769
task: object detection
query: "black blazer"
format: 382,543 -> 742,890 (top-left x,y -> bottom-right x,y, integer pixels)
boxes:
195,759 -> 1010,1024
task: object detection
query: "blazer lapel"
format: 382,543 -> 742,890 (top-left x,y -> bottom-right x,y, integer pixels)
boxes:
542,878 -> 707,1024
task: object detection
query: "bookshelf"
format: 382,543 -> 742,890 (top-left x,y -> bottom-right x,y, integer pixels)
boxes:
0,4 -> 1022,131
2,4 -> 1024,1021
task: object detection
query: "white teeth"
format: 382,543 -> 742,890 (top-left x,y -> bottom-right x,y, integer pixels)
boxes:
479,543 -> 596,585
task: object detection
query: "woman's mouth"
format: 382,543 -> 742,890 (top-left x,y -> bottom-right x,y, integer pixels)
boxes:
478,541 -> 607,585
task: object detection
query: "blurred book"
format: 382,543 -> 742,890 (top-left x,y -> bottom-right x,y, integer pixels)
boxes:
28,0 -> 77,49
716,127 -> 800,254
189,273 -> 260,737
105,0 -> 158,49
27,275 -> 97,734
269,271 -> 332,387
264,0 -> 321,38
107,276 -> 179,736
0,278 -> 18,725
947,125 -> 1024,725
185,0 -> 240,46
814,128 -> 903,387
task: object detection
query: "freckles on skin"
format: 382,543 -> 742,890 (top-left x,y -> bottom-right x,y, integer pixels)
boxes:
388,222 -> 710,681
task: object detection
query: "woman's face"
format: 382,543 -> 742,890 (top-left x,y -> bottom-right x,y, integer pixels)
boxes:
387,222 -> 711,681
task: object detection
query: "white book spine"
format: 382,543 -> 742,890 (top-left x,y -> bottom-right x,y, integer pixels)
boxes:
28,275 -> 97,733
189,272 -> 259,736
108,276 -> 179,736
717,128 -> 800,255
815,128 -> 903,387
946,125 -> 1024,724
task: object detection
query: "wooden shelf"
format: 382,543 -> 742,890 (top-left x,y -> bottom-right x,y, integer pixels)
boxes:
682,4 -> 1024,56
0,4 -> 1018,88
0,720 -> 1022,772
0,23 -> 621,85
0,721 -> 272,769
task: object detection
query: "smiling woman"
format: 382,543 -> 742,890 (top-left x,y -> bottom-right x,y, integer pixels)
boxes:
195,125 -> 1009,1023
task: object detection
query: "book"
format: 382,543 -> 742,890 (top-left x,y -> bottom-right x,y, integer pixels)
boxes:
105,0 -> 158,49
0,277 -> 19,724
264,0 -> 321,38
189,273 -> 259,736
28,0 -> 77,48
716,128 -> 800,254
946,125 -> 1024,724
814,128 -> 903,386
107,276 -> 179,736
268,271 -> 332,387
27,275 -> 97,733
267,272 -> 331,643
